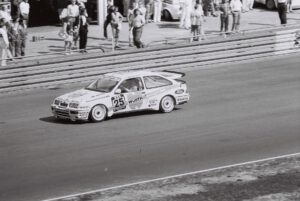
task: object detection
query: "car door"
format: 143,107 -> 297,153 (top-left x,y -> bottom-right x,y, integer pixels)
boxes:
143,75 -> 174,109
112,77 -> 147,113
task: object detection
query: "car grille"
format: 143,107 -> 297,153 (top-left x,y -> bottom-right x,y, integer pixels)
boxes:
60,102 -> 68,107
54,108 -> 70,117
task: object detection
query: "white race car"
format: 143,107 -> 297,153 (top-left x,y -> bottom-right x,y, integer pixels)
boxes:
51,70 -> 190,122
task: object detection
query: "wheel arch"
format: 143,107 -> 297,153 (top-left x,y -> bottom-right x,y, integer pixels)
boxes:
89,103 -> 109,122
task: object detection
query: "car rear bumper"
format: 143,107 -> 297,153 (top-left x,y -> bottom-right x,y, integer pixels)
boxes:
176,93 -> 190,104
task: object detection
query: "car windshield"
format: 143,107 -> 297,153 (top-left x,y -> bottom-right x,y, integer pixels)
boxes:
85,76 -> 120,92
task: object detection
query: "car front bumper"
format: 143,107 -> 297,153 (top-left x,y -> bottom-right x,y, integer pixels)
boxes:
51,105 -> 90,121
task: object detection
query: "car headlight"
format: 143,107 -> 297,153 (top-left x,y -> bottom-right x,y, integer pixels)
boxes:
54,99 -> 61,105
69,102 -> 79,108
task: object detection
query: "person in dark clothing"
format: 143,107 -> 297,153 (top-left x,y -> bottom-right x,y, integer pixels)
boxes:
277,0 -> 287,25
103,0 -> 114,39
78,8 -> 88,52
219,0 -> 230,36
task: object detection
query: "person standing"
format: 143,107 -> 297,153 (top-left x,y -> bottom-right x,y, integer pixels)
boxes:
277,0 -> 287,25
230,0 -> 242,33
190,4 -> 204,41
145,0 -> 153,23
18,19 -> 27,56
248,0 -> 255,10
63,18 -> 74,55
219,0 -> 230,36
153,0 -> 162,23
287,0 -> 293,12
242,0 -> 249,12
132,9 -> 145,48
110,6 -> 123,49
0,5 -> 12,25
127,2 -> 138,47
179,0 -> 192,29
138,1 -> 147,21
9,18 -> 22,57
0,18 -> 9,66
103,0 -> 114,39
78,8 -> 88,53
19,0 -> 30,28
67,0 -> 80,28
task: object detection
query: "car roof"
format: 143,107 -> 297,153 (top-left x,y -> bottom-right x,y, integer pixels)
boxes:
104,70 -> 161,79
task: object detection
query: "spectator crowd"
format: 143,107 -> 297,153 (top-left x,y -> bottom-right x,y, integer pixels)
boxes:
0,0 -> 294,66
0,0 -> 29,66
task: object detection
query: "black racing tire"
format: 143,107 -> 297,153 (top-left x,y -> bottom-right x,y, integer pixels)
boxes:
89,104 -> 107,122
266,0 -> 275,10
160,96 -> 175,113
163,10 -> 172,21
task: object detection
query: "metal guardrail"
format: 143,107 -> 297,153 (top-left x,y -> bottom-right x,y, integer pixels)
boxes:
0,45 -> 106,64
1,23 -> 299,65
147,23 -> 300,47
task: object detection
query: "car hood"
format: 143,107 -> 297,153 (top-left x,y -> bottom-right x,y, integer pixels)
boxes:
57,89 -> 107,103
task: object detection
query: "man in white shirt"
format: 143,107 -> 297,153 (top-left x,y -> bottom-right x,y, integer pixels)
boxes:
67,0 -> 79,28
230,0 -> 242,32
179,0 -> 192,29
0,18 -> 9,66
153,0 -> 162,23
0,5 -> 12,25
19,0 -> 30,28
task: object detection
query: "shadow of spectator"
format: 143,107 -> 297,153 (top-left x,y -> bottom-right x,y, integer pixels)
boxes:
157,23 -> 180,29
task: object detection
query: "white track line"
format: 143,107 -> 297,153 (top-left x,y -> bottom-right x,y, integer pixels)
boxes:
42,152 -> 300,201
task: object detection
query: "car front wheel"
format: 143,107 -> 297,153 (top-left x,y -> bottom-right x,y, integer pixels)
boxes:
266,0 -> 275,9
160,96 -> 175,113
89,104 -> 107,122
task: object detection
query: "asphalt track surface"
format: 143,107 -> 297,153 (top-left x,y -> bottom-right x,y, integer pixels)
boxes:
0,53 -> 299,201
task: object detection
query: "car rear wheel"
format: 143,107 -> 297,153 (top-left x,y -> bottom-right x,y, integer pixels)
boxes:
160,96 -> 175,113
266,0 -> 275,9
163,10 -> 172,21
89,104 -> 107,122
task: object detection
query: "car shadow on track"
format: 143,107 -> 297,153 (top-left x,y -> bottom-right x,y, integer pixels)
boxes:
39,108 -> 182,124
39,116 -> 86,124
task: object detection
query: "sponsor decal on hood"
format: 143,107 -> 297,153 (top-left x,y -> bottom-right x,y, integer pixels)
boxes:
59,89 -> 105,102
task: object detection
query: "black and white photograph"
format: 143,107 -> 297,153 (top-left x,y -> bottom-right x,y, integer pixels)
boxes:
0,0 -> 299,201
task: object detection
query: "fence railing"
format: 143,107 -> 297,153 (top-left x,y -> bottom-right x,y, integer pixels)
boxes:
1,23 -> 299,65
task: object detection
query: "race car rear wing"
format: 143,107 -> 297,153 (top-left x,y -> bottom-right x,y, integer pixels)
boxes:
157,70 -> 186,79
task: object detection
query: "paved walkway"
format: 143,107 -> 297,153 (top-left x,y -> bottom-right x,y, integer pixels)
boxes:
25,8 -> 300,57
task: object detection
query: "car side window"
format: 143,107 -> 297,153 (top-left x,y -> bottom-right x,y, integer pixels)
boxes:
118,78 -> 144,93
143,76 -> 172,89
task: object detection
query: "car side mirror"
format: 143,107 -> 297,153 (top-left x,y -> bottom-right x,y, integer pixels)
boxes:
115,88 -> 121,94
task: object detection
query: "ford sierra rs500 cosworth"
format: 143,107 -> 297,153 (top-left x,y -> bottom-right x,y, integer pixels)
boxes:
51,70 -> 190,122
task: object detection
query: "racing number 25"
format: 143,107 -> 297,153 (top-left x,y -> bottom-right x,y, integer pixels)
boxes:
112,95 -> 125,108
